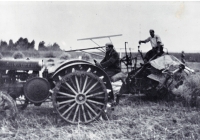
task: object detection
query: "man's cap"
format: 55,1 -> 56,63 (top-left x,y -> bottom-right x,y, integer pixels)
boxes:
105,42 -> 113,46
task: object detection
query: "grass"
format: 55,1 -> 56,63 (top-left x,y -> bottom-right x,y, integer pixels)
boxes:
1,55 -> 200,139
1,96 -> 200,140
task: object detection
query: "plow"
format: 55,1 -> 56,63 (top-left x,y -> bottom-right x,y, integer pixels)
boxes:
0,34 -> 195,124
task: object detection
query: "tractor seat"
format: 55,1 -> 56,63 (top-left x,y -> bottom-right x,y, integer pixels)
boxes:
110,71 -> 127,84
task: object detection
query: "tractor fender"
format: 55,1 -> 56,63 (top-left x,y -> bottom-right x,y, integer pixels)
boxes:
51,59 -> 92,74
50,60 -> 114,101
48,59 -> 91,74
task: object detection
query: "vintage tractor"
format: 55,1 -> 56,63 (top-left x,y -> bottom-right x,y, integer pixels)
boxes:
0,58 -> 115,124
0,34 -> 125,124
118,45 -> 195,102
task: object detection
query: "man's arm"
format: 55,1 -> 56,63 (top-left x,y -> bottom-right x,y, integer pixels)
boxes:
100,52 -> 119,68
139,37 -> 150,44
139,40 -> 146,44
100,56 -> 106,63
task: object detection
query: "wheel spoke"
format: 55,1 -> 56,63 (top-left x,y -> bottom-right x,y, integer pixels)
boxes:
56,96 -> 73,99
66,107 -> 74,120
84,79 -> 93,93
62,102 -> 76,116
86,92 -> 104,98
60,85 -> 74,94
87,107 -> 93,120
81,104 -> 87,122
80,76 -> 83,92
58,103 -> 69,110
70,77 -> 78,93
75,76 -> 81,93
87,99 -> 105,106
65,82 -> 78,95
86,86 -> 102,95
81,76 -> 88,93
73,105 -> 79,122
78,109 -> 81,123
58,91 -> 75,98
58,99 -> 75,105
85,102 -> 98,116
90,102 -> 102,111
84,81 -> 98,95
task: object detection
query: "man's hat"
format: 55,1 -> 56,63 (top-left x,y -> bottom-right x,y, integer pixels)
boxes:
105,42 -> 113,46
105,42 -> 114,48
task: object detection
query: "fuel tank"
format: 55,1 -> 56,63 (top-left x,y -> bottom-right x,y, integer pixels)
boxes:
0,59 -> 43,71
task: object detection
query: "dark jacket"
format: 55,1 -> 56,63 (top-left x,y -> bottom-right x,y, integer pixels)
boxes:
100,49 -> 121,74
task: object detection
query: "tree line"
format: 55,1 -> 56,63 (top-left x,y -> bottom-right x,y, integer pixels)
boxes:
0,37 -> 61,51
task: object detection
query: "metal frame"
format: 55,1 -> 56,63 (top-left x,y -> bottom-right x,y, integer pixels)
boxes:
77,34 -> 122,54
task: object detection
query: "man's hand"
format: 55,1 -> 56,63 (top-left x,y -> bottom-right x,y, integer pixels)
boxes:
139,40 -> 141,45
95,61 -> 103,68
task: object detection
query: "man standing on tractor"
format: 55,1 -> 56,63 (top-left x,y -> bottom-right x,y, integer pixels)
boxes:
139,29 -> 164,62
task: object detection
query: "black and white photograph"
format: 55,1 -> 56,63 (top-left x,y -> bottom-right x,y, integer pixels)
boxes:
0,1 -> 200,139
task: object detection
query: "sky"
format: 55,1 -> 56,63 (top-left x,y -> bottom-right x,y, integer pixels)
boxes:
0,1 -> 200,53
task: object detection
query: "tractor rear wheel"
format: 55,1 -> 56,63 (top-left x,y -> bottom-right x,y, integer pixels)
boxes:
53,71 -> 108,124
0,91 -> 18,120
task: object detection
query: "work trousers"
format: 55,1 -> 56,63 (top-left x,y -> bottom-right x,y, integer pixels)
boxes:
144,46 -> 164,62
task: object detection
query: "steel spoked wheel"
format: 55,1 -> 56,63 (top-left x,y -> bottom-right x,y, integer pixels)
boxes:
0,91 -> 18,120
53,71 -> 108,124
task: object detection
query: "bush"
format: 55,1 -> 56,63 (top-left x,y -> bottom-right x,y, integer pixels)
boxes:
1,51 -> 12,57
60,53 -> 71,60
40,51 -> 63,58
12,51 -> 25,59
2,50 -> 40,58
25,50 -> 40,58
43,51 -> 55,58
82,53 -> 92,61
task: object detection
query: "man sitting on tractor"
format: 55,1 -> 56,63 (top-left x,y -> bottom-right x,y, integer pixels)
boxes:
139,29 -> 164,63
95,43 -> 126,83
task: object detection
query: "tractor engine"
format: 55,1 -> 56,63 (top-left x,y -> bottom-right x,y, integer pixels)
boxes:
0,59 -> 50,105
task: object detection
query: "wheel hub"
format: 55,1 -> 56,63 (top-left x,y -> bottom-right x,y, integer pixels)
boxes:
75,93 -> 86,104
